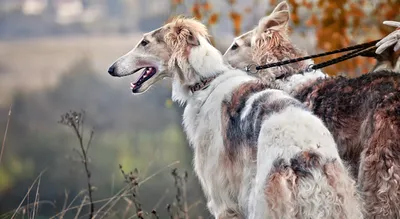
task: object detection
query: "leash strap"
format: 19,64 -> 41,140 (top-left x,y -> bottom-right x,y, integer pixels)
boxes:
251,39 -> 381,72
310,46 -> 377,70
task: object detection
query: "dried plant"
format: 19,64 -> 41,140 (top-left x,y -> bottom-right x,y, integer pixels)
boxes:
119,165 -> 144,219
59,110 -> 95,219
167,168 -> 189,219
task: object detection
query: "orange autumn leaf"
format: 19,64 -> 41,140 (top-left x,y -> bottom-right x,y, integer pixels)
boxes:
303,1 -> 313,9
367,57 -> 376,65
208,13 -> 219,25
349,3 -> 364,17
228,0 -> 236,5
244,7 -> 252,14
291,13 -> 299,25
353,17 -> 361,29
355,57 -> 363,66
322,41 -> 332,50
362,65 -> 370,74
202,2 -> 211,11
287,0 -> 298,7
171,0 -> 183,5
269,0 -> 277,5
191,3 -> 202,20
306,14 -> 318,27
229,11 -> 242,36
298,0 -> 382,75
385,9 -> 397,20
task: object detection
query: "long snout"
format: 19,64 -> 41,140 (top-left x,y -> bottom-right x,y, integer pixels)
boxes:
107,49 -> 164,78
107,51 -> 137,77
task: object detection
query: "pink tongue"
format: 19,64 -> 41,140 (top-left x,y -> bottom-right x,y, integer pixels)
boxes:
144,68 -> 151,76
131,67 -> 153,89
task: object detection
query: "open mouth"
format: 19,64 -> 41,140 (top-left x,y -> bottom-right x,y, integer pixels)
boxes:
130,67 -> 157,93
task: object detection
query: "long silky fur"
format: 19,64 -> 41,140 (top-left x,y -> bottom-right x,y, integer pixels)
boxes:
110,16 -> 363,219
222,2 -> 400,218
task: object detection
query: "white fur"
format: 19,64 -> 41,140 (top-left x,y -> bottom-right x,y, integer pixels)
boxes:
277,69 -> 328,95
184,69 -> 256,217
109,20 -> 362,219
272,59 -> 329,95
180,38 -> 362,218
249,105 -> 340,219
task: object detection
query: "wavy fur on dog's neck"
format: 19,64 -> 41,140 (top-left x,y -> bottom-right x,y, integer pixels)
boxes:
248,9 -> 329,94
164,17 -> 230,105
252,24 -> 309,80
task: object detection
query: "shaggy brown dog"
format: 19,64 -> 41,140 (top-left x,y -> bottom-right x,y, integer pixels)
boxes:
223,2 -> 400,218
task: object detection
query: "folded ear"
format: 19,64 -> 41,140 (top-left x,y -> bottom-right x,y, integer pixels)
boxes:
258,1 -> 290,32
166,18 -> 203,50
174,25 -> 200,47
186,31 -> 200,46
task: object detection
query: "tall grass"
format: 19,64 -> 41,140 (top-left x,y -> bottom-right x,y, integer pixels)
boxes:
1,110 -> 205,219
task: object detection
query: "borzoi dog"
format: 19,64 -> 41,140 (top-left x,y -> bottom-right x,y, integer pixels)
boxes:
108,17 -> 362,219
223,2 -> 400,218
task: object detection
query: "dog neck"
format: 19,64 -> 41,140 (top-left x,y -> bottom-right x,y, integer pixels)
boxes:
172,36 -> 230,104
188,75 -> 217,93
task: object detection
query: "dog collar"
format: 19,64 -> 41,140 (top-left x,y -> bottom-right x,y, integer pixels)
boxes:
189,76 -> 217,93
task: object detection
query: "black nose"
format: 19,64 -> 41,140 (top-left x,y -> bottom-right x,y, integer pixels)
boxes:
108,65 -> 117,76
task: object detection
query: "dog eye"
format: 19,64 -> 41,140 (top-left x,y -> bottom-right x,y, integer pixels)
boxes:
140,39 -> 149,47
231,43 -> 239,50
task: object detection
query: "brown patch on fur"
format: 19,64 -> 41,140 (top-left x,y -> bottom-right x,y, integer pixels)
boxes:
324,160 -> 342,188
265,151 -> 362,219
228,82 -> 267,114
221,81 -> 270,162
220,82 -> 273,196
265,159 -> 297,219
264,152 -> 324,216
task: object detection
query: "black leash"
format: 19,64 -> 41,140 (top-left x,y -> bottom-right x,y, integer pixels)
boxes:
248,39 -> 381,73
309,46 -> 377,70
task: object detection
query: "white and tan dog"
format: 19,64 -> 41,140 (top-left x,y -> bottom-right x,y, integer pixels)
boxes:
223,2 -> 400,218
108,17 -> 362,219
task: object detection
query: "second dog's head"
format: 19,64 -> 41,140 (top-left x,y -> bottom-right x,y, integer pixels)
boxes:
223,1 -> 308,79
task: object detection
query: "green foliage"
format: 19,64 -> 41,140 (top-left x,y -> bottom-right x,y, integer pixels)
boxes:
0,156 -> 34,191
0,56 -> 202,218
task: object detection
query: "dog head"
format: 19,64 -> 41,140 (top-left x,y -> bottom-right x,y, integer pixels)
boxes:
108,16 -> 220,95
223,1 -> 308,79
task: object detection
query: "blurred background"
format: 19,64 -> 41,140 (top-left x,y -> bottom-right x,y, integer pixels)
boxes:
0,0 -> 398,218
